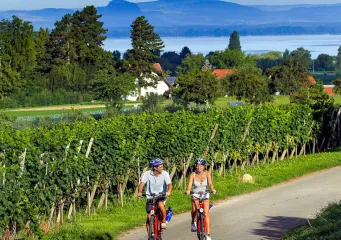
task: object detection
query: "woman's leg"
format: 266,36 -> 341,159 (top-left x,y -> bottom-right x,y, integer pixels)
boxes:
191,197 -> 199,222
203,200 -> 211,234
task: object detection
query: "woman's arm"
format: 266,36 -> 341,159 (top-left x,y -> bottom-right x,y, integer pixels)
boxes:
207,171 -> 216,194
186,172 -> 194,194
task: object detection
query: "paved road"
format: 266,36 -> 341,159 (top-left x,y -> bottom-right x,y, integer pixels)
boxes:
117,167 -> 341,240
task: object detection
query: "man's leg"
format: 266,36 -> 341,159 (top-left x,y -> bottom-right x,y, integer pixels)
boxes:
158,201 -> 167,228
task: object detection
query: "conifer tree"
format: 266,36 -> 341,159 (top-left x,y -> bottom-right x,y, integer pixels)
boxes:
125,16 -> 164,89
35,27 -> 51,73
228,30 -> 241,51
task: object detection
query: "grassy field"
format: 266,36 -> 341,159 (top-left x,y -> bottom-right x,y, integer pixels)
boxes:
283,201 -> 341,239
45,149 -> 341,240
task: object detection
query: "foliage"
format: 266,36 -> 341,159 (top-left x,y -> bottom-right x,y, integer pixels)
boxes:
314,53 -> 335,71
91,70 -> 136,108
253,51 -> 284,73
176,53 -> 206,75
290,83 -> 334,122
332,78 -> 341,95
208,49 -> 256,69
229,67 -> 273,105
266,55 -> 313,94
228,30 -> 241,51
141,92 -> 164,113
179,46 -> 192,60
290,47 -> 312,72
0,89 -> 92,109
158,51 -> 182,75
336,46 -> 341,70
174,70 -> 220,105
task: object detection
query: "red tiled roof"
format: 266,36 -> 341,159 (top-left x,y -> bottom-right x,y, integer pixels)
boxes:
212,69 -> 234,78
153,63 -> 162,72
324,87 -> 334,96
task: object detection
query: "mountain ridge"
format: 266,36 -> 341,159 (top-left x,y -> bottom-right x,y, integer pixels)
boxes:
1,1 -> 341,36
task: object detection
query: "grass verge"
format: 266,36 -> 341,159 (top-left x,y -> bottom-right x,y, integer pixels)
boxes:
283,201 -> 341,239
44,148 -> 341,240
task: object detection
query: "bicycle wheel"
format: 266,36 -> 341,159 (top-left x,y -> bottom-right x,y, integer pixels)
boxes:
197,213 -> 205,240
148,215 -> 155,240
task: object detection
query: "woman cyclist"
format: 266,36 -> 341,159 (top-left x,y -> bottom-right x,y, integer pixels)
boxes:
186,158 -> 216,240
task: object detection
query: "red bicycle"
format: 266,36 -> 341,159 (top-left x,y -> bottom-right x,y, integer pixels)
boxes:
187,191 -> 214,240
143,193 -> 166,240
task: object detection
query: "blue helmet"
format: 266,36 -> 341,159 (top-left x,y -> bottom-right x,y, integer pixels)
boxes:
150,158 -> 164,167
195,158 -> 206,165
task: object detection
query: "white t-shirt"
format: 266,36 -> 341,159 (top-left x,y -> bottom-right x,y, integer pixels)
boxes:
142,170 -> 171,199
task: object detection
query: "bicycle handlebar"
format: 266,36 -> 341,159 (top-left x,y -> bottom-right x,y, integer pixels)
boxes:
140,192 -> 166,198
185,190 -> 215,195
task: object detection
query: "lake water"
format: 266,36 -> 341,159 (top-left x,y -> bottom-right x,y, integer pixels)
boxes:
103,35 -> 341,58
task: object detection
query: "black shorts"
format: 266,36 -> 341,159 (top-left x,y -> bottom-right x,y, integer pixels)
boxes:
146,197 -> 167,213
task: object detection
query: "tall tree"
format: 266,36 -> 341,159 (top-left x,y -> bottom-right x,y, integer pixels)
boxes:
0,16 -> 36,96
228,30 -> 241,51
71,6 -> 107,69
124,16 -> 164,89
34,27 -> 51,74
48,14 -> 74,66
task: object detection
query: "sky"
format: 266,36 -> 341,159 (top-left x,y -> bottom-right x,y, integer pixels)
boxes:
1,0 -> 341,11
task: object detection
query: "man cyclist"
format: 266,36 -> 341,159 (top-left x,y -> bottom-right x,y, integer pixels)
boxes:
186,158 -> 216,240
138,158 -> 173,231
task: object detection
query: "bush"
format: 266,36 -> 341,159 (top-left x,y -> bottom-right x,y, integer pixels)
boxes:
0,90 -> 93,109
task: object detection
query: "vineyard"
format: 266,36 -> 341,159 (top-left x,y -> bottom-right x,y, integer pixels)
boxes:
0,104 -> 329,238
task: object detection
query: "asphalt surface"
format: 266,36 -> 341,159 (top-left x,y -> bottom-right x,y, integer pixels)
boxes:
117,166 -> 341,240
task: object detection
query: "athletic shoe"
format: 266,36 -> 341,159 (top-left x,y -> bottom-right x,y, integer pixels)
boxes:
191,222 -> 197,232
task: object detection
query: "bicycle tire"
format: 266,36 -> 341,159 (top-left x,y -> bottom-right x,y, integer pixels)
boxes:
197,213 -> 205,240
149,215 -> 155,240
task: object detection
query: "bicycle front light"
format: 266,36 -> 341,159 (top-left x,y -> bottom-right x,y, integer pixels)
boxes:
150,210 -> 155,215
199,208 -> 204,213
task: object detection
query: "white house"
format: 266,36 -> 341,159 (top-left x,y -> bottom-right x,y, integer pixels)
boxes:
124,63 -> 172,101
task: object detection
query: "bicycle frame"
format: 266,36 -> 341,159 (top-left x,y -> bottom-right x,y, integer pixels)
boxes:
146,194 -> 165,240
196,194 -> 207,240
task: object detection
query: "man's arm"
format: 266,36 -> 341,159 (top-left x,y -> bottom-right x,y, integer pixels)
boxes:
166,183 -> 173,197
164,171 -> 172,197
137,182 -> 145,197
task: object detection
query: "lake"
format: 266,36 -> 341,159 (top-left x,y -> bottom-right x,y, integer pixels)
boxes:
103,35 -> 341,58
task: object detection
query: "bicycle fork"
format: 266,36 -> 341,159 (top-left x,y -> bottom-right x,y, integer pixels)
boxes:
197,202 -> 206,239
150,205 -> 162,239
